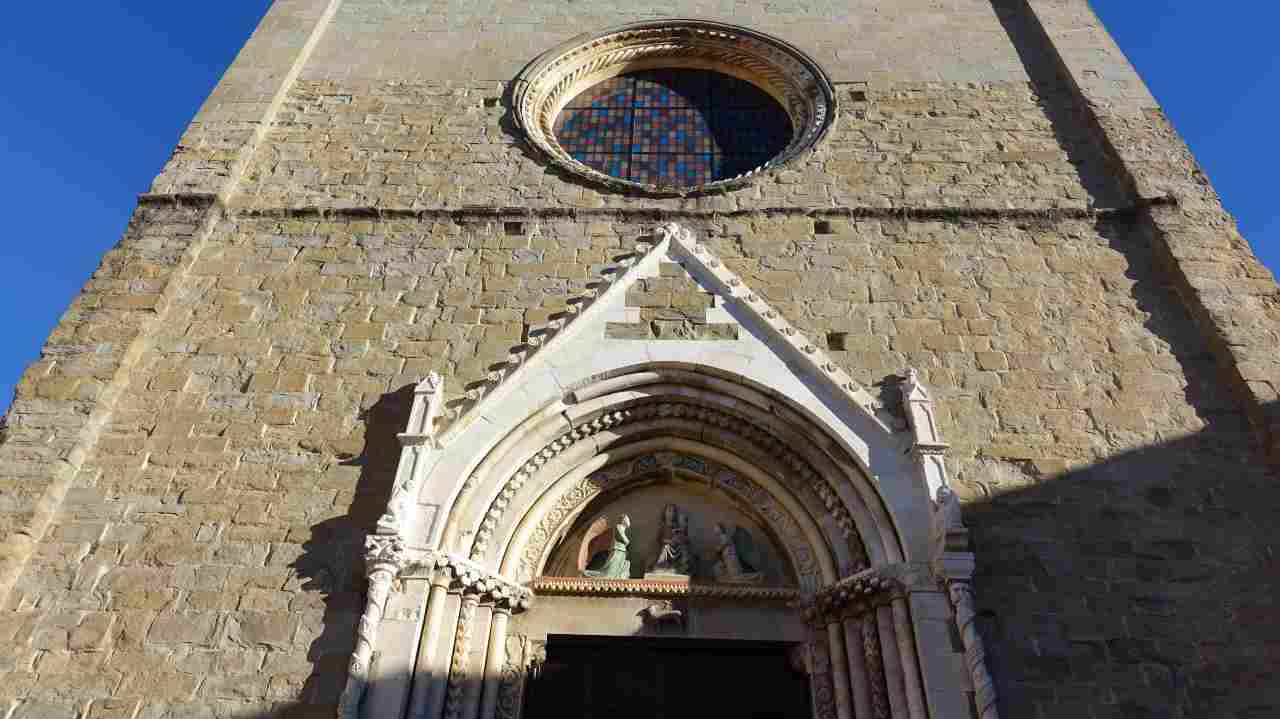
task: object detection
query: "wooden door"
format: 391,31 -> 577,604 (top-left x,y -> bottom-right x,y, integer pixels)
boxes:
523,636 -> 810,719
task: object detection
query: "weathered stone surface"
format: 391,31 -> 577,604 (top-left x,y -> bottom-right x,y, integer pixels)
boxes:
0,1 -> 1278,718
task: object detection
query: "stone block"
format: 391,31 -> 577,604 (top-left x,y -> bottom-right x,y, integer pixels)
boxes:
147,613 -> 216,645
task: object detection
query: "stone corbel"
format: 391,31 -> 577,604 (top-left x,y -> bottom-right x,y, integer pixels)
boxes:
421,552 -> 535,610
801,571 -> 903,626
378,372 -> 446,537
337,534 -> 409,719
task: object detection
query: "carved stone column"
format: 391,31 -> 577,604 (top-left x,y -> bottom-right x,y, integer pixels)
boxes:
408,562 -> 457,719
808,572 -> 903,719
948,580 -> 997,719
337,535 -> 407,719
841,616 -> 874,719
444,593 -> 481,719
420,555 -> 534,719
862,614 -> 889,719
876,604 -> 909,719
478,602 -> 514,719
891,596 -> 928,719
902,369 -> 950,502
826,621 -> 854,719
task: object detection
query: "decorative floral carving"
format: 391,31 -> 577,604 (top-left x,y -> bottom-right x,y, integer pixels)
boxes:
496,634 -> 528,719
410,551 -> 535,611
863,615 -> 890,719
808,639 -> 836,719
802,571 -> 903,625
443,595 -> 479,719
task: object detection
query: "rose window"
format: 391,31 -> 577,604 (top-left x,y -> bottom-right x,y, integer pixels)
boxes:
551,69 -> 794,188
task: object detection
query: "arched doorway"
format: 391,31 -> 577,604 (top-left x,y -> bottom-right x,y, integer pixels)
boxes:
338,223 -> 999,719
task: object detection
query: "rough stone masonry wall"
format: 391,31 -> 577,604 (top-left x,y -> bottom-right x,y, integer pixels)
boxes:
1017,0 -> 1280,463
3,208 -> 1278,718
2,1 -> 1280,719
235,80 -> 1121,212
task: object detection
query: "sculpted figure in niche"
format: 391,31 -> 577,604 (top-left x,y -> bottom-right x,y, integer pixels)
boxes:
648,503 -> 692,577
709,522 -> 763,584
583,515 -> 632,579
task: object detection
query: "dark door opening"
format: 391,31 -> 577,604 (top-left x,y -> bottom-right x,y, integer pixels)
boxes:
523,635 -> 811,719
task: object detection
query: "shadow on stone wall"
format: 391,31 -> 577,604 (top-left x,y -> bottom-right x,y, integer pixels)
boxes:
276,384 -> 416,716
989,0 -> 1129,208
963,218 -> 1280,718
967,404 -> 1280,719
254,218 -> 1280,717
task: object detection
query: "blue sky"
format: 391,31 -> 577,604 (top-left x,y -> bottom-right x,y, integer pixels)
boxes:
1,3 -> 1277,416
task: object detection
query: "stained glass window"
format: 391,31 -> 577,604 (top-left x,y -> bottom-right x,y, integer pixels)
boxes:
553,69 -> 794,188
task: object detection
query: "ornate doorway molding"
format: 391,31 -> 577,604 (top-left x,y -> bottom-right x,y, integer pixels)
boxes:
336,224 -> 998,719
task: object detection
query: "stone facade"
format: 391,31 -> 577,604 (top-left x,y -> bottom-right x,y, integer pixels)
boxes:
2,1 -> 1279,718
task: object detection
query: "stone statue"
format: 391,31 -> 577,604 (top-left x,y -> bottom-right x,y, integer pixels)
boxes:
648,503 -> 692,576
932,484 -> 967,554
709,522 -> 763,584
583,515 -> 631,579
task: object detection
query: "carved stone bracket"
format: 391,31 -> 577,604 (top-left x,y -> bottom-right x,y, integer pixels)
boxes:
336,535 -> 408,719
800,571 -> 903,626
407,552 -> 535,611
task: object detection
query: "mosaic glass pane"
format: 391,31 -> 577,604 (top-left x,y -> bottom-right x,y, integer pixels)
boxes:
554,69 -> 794,188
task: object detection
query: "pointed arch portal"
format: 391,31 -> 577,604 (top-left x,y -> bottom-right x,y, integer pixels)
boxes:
336,224 -> 1000,719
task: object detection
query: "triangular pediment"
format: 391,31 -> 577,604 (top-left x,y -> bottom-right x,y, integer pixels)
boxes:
439,222 -> 896,445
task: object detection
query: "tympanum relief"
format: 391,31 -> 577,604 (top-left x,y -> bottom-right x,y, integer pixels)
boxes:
581,514 -> 631,579
551,479 -> 790,586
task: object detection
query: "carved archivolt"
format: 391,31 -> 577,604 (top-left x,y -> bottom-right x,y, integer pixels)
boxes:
512,20 -> 837,194
472,402 -> 868,577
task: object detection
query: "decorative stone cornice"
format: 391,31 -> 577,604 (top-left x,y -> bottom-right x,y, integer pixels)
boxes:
405,552 -> 534,611
800,571 -> 904,624
530,576 -> 800,602
512,20 -> 836,195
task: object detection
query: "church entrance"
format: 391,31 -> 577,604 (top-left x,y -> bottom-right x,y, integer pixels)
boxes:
522,635 -> 811,719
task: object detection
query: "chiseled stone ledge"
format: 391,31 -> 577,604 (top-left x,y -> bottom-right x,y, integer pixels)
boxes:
530,576 -> 800,602
135,191 -> 1176,222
